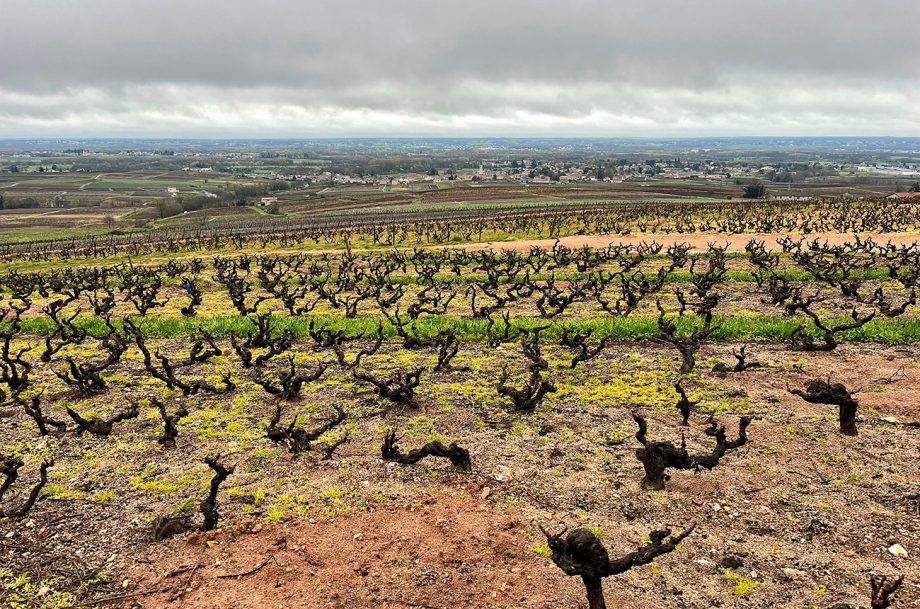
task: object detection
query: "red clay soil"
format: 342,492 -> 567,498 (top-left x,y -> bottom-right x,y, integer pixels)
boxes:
122,490 -> 593,609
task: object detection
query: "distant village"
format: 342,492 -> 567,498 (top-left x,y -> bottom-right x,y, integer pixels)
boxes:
4,149 -> 920,209
236,158 -> 920,191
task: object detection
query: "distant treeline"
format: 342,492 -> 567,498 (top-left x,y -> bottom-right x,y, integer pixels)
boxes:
0,195 -> 46,210
156,180 -> 291,218
0,179 -> 291,213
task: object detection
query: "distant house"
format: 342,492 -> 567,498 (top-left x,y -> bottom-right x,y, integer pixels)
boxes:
165,187 -> 178,197
258,197 -> 278,207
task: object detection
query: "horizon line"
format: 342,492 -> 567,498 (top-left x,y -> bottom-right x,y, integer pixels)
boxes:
4,134 -> 920,141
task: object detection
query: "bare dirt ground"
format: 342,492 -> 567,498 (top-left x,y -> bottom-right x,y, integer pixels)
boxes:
124,492 -> 581,609
3,341 -> 913,609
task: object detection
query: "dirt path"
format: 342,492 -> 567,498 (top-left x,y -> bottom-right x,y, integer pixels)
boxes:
79,173 -> 106,190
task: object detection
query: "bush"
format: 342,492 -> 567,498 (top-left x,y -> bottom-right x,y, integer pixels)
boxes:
156,199 -> 183,218
743,182 -> 767,198
179,195 -> 214,212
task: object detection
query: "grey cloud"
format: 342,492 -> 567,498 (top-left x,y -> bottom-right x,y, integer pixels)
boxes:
1,0 -> 918,136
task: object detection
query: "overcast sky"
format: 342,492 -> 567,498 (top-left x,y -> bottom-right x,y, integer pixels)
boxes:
1,0 -> 919,137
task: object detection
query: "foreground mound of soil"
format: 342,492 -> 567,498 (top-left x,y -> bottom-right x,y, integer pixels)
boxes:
123,491 -> 587,609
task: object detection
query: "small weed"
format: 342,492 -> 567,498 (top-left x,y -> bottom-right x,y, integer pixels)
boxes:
723,570 -> 760,596
531,542 -> 551,557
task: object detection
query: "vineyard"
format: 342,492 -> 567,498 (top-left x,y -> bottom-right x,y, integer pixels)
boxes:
5,196 -> 920,262
0,200 -> 917,609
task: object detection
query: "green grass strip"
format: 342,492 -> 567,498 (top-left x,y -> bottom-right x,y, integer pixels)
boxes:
12,313 -> 920,345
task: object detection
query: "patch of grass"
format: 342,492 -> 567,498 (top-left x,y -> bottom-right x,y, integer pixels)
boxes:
723,570 -> 761,596
92,490 -> 115,502
1,569 -> 76,609
585,524 -> 606,538
531,542 -> 551,558
129,466 -> 195,495
172,497 -> 196,514
11,311 -> 920,345
265,504 -> 289,522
